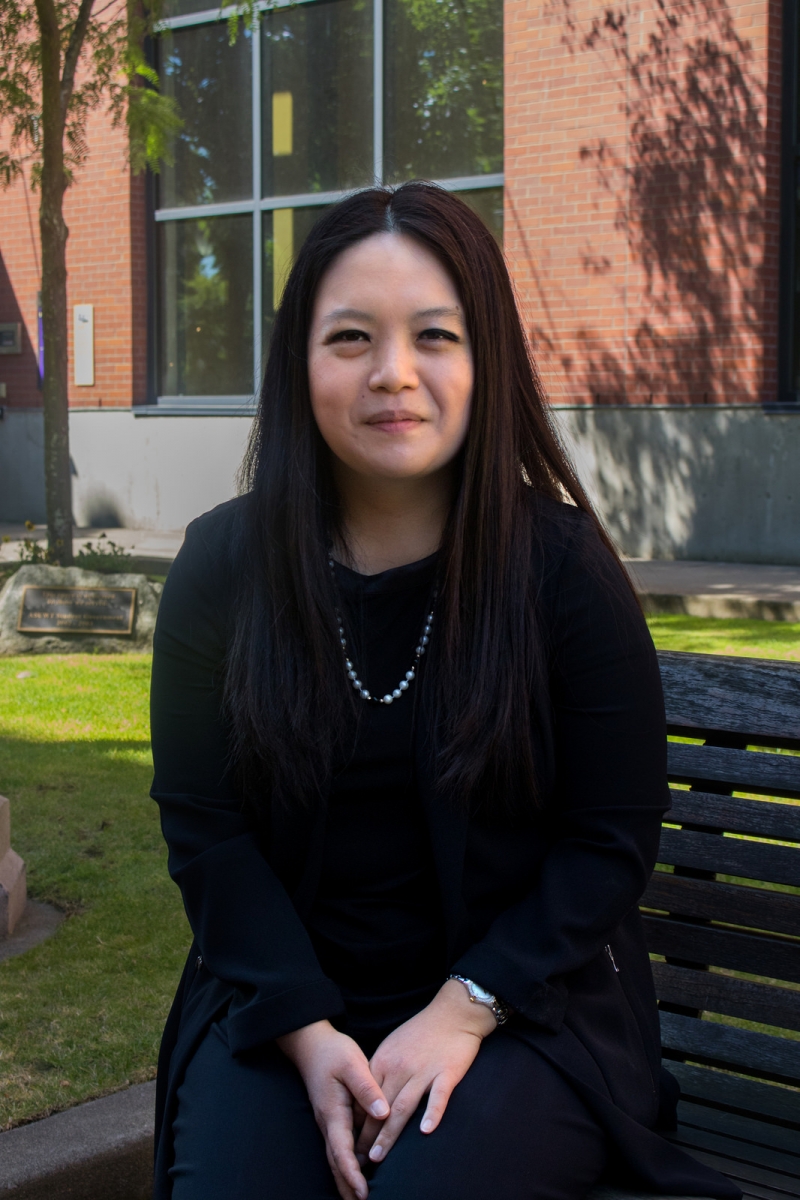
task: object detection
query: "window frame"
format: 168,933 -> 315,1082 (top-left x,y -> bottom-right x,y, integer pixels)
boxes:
779,0 -> 799,404
150,0 -> 504,407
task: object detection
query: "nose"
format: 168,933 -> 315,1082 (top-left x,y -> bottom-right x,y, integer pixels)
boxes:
368,334 -> 419,394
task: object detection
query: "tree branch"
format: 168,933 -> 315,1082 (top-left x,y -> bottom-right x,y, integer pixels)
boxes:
60,0 -> 97,121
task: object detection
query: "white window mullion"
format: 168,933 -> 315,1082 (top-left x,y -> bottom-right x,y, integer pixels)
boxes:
252,21 -> 263,395
373,0 -> 383,183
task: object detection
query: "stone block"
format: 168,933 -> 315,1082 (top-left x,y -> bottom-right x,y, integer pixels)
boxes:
0,795 -> 26,938
0,565 -> 162,656
0,1080 -> 155,1199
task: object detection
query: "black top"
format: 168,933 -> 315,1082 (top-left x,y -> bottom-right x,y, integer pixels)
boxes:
149,490 -> 740,1200
308,554 -> 446,1043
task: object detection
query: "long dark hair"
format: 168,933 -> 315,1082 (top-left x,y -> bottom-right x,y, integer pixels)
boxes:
226,182 -> 621,815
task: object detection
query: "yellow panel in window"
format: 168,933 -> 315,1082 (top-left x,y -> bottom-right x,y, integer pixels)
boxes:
272,92 -> 293,157
273,209 -> 294,310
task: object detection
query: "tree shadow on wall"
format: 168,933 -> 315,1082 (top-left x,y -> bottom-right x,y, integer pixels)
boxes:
546,0 -> 769,403
0,249 -> 39,401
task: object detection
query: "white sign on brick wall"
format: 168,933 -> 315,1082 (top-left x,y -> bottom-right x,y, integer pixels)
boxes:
73,304 -> 94,386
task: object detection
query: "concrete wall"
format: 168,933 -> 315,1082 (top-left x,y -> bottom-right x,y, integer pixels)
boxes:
1,405 -> 798,564
69,410 -> 253,530
0,408 -> 46,523
555,406 -> 800,564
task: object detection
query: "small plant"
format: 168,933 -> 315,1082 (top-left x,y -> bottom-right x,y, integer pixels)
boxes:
16,521 -> 56,565
13,526 -> 134,574
74,532 -> 134,574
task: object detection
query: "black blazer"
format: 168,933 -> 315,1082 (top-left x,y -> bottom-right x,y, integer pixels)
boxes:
150,492 -> 739,1200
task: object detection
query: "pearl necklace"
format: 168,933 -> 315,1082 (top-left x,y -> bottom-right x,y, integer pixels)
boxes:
329,558 -> 435,706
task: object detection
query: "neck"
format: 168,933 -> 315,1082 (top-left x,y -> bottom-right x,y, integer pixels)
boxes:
332,464 -> 455,575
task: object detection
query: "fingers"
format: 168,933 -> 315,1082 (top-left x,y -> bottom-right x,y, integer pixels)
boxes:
366,1079 -> 428,1164
324,1111 -> 369,1200
355,1114 -> 383,1159
341,1059 -> 390,1122
319,1058 -> 388,1200
419,1074 -> 454,1134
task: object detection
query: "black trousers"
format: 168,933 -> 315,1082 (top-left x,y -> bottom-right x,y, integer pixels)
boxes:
169,1017 -> 607,1200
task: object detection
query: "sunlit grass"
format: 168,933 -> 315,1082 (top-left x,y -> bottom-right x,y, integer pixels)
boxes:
0,655 -> 188,1129
647,615 -> 800,661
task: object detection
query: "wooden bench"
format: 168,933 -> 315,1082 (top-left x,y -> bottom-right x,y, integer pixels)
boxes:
597,649 -> 800,1200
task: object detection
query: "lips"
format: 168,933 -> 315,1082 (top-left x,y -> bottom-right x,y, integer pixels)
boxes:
365,410 -> 424,430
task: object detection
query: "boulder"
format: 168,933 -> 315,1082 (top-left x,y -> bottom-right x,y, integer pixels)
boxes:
0,565 -> 162,656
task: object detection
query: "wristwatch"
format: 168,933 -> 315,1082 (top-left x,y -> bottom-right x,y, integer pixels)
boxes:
447,974 -> 512,1026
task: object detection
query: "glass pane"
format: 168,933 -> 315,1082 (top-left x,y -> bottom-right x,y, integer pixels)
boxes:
158,24 -> 252,208
384,0 -> 503,183
261,0 -> 373,198
262,206 -> 330,362
458,187 -> 503,245
158,216 -> 254,396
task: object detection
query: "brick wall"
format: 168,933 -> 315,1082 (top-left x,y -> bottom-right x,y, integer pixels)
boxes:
504,0 -> 783,405
2,1 -> 783,413
0,106 -> 145,410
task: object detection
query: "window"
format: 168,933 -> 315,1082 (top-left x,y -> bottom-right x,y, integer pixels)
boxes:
154,0 -> 504,404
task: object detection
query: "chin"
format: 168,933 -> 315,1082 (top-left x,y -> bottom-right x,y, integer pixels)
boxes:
373,455 -> 438,477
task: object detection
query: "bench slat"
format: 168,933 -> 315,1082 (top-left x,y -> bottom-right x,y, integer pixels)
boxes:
668,791 -> 800,843
652,963 -> 800,1033
645,916 -> 800,983
671,1144 -> 800,1197
667,744 -> 800,800
588,1188 -> 718,1200
642,874 -> 800,939
660,1012 -> 800,1081
667,1062 -> 800,1126
674,1123 -> 800,1179
658,652 -> 800,747
678,1101 -> 800,1158
657,828 -> 800,888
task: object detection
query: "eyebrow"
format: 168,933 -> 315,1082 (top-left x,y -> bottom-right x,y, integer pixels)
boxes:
322,307 -> 373,322
414,306 -> 464,321
321,305 -> 464,323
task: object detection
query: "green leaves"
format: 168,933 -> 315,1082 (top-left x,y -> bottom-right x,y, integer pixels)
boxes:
0,0 -> 184,191
124,50 -> 183,173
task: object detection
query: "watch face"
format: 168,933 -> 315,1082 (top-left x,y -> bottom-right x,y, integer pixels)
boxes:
469,982 -> 494,1004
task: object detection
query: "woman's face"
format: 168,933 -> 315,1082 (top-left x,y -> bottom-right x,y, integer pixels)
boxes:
308,233 -> 473,486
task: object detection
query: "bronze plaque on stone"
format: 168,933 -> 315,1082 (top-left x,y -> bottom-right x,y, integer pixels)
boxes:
17,586 -> 136,635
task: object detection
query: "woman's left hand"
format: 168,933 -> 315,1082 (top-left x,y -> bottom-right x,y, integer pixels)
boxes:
354,978 -> 497,1166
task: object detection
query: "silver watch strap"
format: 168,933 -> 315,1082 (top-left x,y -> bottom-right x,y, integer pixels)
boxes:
447,974 -> 511,1025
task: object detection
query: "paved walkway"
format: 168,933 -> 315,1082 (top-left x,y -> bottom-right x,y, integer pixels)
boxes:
625,559 -> 800,620
2,525 -> 799,618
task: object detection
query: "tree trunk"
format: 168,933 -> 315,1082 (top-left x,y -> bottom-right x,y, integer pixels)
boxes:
36,0 -> 73,565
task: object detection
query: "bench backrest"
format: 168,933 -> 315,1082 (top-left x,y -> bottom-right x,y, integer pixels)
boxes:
650,651 -> 800,1130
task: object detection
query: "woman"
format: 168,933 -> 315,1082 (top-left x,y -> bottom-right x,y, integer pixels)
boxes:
150,182 -> 738,1200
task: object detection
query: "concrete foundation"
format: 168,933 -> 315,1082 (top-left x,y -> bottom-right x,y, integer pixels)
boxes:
69,409 -> 253,531
554,406 -> 800,565
0,405 -> 798,563
0,408 -> 47,524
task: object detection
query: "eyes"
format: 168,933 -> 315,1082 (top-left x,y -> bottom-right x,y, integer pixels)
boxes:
325,326 -> 462,346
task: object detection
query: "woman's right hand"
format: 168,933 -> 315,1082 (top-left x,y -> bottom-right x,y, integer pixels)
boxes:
277,1020 -> 390,1200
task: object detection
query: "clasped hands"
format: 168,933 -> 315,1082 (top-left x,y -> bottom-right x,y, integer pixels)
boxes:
277,978 -> 497,1200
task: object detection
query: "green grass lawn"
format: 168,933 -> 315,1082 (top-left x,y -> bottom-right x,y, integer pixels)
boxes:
0,654 -> 188,1130
0,615 -> 797,1129
647,615 -> 800,661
